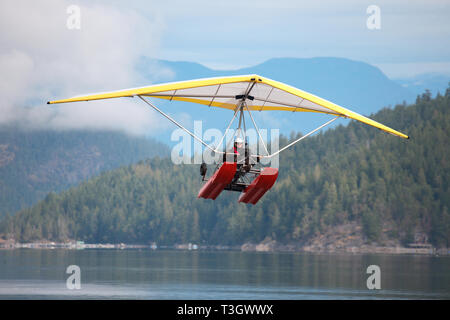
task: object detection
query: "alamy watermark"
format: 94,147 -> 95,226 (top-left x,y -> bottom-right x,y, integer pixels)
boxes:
66,265 -> 81,290
66,5 -> 81,30
366,265 -> 381,289
170,121 -> 280,169
366,5 -> 381,30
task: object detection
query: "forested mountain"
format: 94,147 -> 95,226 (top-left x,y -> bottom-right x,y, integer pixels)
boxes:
2,89 -> 449,247
0,129 -> 169,215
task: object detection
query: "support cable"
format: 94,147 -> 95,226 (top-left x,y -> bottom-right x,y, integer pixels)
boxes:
258,116 -> 339,158
213,106 -> 240,152
138,95 -> 222,154
244,101 -> 270,156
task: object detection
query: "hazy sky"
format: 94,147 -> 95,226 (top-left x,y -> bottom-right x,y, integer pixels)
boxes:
116,0 -> 450,78
1,0 -> 449,135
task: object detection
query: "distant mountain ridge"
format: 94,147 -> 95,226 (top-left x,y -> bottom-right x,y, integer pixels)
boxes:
149,58 -> 449,102
138,57 -> 421,141
395,73 -> 450,97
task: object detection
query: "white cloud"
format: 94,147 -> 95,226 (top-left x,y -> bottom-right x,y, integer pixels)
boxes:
0,0 -> 167,135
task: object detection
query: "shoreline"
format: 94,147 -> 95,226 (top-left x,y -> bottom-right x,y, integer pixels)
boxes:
0,240 -> 448,256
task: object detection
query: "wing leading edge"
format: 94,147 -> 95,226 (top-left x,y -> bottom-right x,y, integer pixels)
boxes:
47,74 -> 409,139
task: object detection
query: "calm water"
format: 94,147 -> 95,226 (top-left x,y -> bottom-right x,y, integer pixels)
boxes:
0,249 -> 449,299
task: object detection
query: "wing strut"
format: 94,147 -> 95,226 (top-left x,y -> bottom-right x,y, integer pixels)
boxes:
213,106 -> 240,153
139,94 -> 339,159
259,116 -> 339,159
138,95 -> 223,154
244,101 -> 270,156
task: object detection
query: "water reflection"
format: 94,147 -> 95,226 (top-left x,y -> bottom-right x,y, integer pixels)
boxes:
0,249 -> 449,299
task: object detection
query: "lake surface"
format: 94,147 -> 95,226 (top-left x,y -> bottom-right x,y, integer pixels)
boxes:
0,249 -> 449,299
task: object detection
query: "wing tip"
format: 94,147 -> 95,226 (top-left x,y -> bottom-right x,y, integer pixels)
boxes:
394,132 -> 410,139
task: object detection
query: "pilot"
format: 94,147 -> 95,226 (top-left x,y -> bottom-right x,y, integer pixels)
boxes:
234,137 -> 251,170
224,137 -> 249,166
233,137 -> 244,155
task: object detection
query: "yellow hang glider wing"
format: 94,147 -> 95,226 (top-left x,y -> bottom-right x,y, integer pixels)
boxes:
47,74 -> 409,139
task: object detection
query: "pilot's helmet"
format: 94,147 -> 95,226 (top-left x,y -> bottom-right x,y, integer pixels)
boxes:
235,137 -> 244,148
